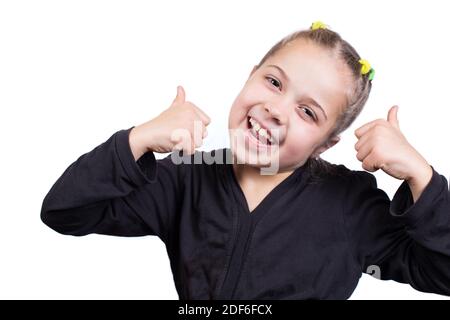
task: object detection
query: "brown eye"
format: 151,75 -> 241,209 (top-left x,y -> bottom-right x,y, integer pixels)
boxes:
298,106 -> 317,121
266,77 -> 281,90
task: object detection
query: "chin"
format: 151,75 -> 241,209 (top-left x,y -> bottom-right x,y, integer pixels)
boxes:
229,129 -> 282,174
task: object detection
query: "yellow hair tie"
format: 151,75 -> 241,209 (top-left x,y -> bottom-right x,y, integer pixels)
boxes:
311,21 -> 327,30
359,59 -> 375,81
359,59 -> 371,75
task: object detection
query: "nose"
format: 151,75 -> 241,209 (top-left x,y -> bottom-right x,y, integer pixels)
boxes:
264,104 -> 288,125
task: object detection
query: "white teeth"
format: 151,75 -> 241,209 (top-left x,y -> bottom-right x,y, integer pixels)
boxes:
259,128 -> 268,139
253,122 -> 261,131
248,117 -> 274,144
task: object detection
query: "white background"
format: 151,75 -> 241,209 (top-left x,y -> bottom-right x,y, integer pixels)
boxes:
1,0 -> 449,299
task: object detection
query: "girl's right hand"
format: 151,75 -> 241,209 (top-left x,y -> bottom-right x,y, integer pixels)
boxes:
129,86 -> 211,160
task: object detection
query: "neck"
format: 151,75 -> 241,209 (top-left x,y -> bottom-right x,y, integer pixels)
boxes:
232,163 -> 294,190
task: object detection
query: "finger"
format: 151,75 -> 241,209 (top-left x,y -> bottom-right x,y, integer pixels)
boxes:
170,127 -> 189,145
354,119 -> 385,138
361,152 -> 381,172
194,139 -> 203,148
186,139 -> 196,155
170,128 -> 193,155
193,121 -> 205,148
183,147 -> 195,155
387,105 -> 400,130
355,139 -> 374,162
173,142 -> 183,152
192,105 -> 211,125
172,85 -> 186,106
173,138 -> 186,153
179,133 -> 194,155
354,131 -> 371,152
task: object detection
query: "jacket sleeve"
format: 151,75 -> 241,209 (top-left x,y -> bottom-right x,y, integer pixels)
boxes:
40,127 -> 182,242
343,166 -> 450,296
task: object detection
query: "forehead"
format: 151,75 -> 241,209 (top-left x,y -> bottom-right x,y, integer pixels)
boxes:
262,39 -> 353,117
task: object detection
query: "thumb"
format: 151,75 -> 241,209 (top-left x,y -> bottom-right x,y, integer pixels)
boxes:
387,105 -> 400,129
172,85 -> 186,105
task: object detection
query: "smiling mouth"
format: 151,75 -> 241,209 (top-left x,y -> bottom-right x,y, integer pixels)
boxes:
247,116 -> 275,145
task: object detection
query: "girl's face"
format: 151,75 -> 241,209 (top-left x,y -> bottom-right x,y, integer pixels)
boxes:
228,39 -> 353,173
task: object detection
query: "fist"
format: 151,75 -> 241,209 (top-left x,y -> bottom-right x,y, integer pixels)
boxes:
131,86 -> 211,156
354,105 -> 429,181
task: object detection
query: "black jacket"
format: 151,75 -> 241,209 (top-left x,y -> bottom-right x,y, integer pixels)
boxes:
41,127 -> 450,299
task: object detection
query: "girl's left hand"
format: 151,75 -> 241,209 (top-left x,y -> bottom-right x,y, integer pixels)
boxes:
354,105 -> 432,184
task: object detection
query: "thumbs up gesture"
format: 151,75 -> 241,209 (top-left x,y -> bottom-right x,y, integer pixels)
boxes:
129,86 -> 211,159
354,106 -> 432,191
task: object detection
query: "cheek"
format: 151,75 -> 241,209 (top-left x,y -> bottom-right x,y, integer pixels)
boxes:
229,86 -> 264,127
228,100 -> 247,129
281,123 -> 317,156
234,82 -> 269,108
229,94 -> 246,126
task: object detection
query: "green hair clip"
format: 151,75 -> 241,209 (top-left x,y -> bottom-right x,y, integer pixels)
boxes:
368,68 -> 375,81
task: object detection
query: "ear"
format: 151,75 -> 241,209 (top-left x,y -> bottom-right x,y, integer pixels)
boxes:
311,135 -> 340,158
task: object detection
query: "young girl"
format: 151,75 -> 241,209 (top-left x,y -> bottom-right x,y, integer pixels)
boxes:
41,22 -> 450,299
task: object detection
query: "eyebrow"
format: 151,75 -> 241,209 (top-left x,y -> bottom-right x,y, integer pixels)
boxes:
267,64 -> 328,121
